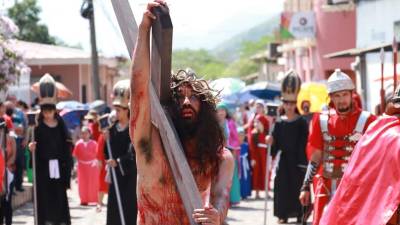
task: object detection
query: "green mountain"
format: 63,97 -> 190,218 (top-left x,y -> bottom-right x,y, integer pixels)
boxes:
212,15 -> 280,63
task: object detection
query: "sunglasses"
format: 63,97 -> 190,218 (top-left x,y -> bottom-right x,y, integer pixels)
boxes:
283,100 -> 297,105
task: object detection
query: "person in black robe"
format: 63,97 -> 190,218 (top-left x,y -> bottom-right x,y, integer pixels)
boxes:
28,74 -> 72,225
265,70 -> 308,224
266,103 -> 308,224
104,80 -> 137,225
29,105 -> 72,225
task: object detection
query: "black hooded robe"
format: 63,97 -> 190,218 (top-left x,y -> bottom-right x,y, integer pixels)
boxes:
34,116 -> 72,225
105,123 -> 137,225
272,116 -> 308,220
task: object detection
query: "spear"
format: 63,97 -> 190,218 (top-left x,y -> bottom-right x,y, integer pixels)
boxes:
393,36 -> 398,92
380,48 -> 385,114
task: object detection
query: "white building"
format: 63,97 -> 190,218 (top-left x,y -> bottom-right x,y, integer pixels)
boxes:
325,0 -> 400,113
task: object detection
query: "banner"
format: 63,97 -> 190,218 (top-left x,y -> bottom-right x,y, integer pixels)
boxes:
288,11 -> 316,39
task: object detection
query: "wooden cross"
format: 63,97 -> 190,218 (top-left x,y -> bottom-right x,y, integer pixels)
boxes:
111,1 -> 202,224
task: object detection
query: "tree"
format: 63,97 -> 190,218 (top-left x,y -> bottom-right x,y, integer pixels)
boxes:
7,0 -> 57,44
172,49 -> 227,80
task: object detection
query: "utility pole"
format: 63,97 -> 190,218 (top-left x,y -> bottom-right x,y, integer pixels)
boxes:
81,0 -> 101,100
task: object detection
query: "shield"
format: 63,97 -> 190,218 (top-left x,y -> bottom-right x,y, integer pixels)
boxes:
297,82 -> 329,114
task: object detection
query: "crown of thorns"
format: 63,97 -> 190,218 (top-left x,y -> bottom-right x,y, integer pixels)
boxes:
170,69 -> 221,106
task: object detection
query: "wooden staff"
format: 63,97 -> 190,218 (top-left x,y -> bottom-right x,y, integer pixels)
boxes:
105,138 -> 126,225
263,110 -> 279,225
27,112 -> 38,225
30,127 -> 38,225
263,123 -> 274,225
0,121 -> 7,204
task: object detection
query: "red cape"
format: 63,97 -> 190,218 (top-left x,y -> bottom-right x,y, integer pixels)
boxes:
320,115 -> 400,225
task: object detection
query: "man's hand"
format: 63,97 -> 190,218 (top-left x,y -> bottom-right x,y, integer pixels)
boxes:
106,159 -> 117,168
97,160 -> 103,169
28,142 -> 36,152
140,0 -> 165,30
193,204 -> 221,225
299,190 -> 310,206
265,135 -> 273,145
251,159 -> 256,167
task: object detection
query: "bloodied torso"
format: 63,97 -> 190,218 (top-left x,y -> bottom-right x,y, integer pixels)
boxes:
136,126 -> 215,225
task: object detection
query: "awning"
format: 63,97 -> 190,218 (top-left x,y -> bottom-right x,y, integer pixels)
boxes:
324,42 -> 400,59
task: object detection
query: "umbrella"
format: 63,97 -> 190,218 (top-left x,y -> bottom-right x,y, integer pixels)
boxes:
88,100 -> 108,114
223,91 -> 260,105
60,109 -> 88,130
240,81 -> 281,100
210,78 -> 246,97
297,82 -> 329,114
56,101 -> 88,111
31,81 -> 73,99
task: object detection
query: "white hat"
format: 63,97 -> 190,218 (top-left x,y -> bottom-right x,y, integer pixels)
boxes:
327,69 -> 355,94
112,80 -> 130,108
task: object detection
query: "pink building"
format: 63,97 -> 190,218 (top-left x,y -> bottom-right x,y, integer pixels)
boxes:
279,0 -> 356,83
11,41 -> 120,105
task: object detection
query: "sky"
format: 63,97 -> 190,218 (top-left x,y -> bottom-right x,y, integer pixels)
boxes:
0,0 -> 282,57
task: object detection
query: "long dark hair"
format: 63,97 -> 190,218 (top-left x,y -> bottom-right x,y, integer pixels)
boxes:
169,99 -> 224,176
37,105 -> 71,142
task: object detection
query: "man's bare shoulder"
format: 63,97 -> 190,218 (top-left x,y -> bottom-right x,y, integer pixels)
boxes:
219,148 -> 234,168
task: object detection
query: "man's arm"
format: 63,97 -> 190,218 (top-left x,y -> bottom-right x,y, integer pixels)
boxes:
212,150 -> 234,222
130,1 -> 162,162
193,149 -> 234,225
299,149 -> 322,206
299,113 -> 323,205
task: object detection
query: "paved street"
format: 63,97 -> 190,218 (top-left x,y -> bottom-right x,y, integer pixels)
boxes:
13,182 -> 310,225
13,179 -> 106,225
227,191 -> 310,225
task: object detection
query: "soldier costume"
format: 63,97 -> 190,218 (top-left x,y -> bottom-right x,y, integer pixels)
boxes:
300,69 -> 376,225
320,85 -> 400,225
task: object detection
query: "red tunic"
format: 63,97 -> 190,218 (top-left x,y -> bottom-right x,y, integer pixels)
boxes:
308,106 -> 376,225
247,114 -> 269,191
320,115 -> 400,225
96,134 -> 109,193
73,139 -> 99,204
88,122 -> 100,142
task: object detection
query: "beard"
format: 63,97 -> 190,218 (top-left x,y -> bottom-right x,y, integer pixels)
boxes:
337,106 -> 351,113
173,105 -> 199,140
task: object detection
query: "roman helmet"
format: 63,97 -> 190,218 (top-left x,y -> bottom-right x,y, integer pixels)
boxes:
281,69 -> 302,102
326,69 -> 355,94
112,79 -> 130,109
38,73 -> 57,106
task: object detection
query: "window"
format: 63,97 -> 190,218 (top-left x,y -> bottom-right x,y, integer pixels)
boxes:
327,0 -> 351,5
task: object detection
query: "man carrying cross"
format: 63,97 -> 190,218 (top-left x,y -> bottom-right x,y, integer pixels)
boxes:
129,1 -> 234,224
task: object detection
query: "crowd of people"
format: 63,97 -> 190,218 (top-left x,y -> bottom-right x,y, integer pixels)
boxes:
0,51 -> 397,225
0,2 -> 398,225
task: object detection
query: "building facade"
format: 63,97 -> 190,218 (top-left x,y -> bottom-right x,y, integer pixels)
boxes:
9,41 -> 120,105
279,0 -> 356,83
